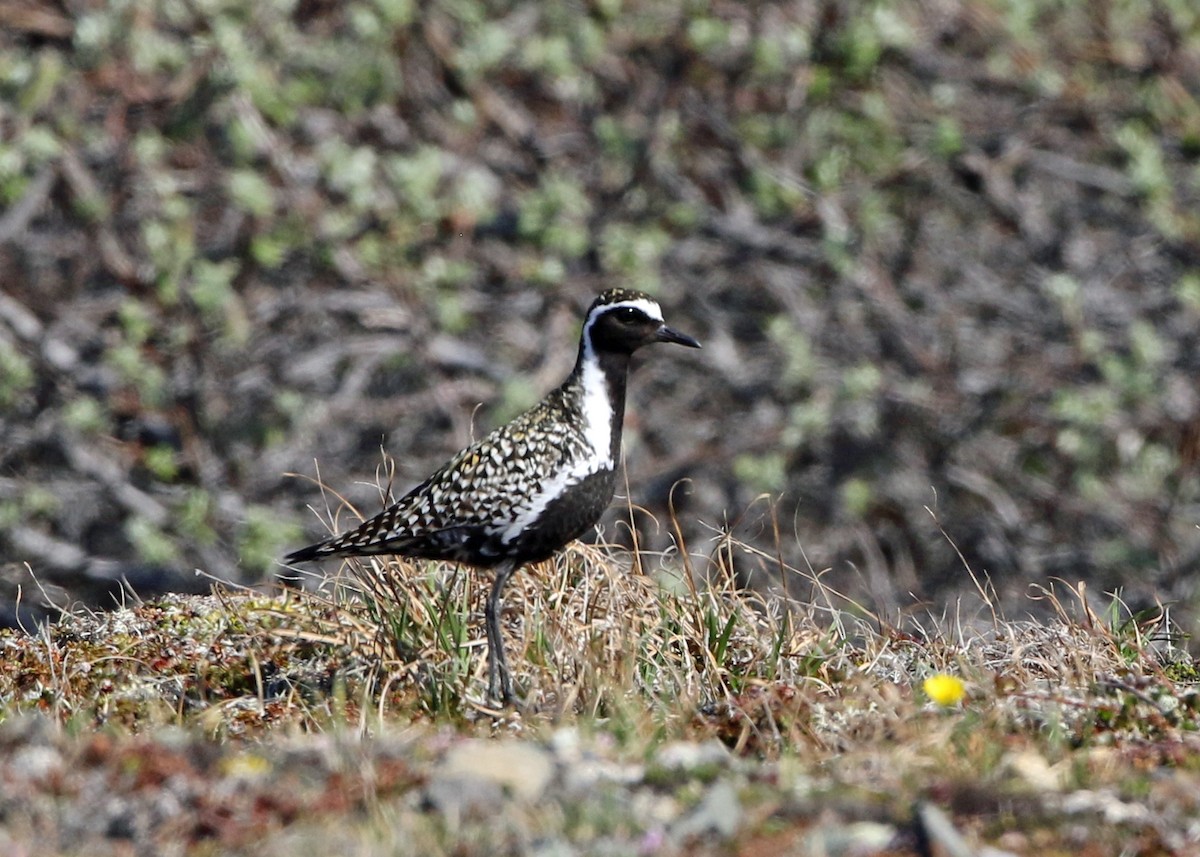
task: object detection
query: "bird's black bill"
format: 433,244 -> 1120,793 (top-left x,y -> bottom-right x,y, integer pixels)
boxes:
656,325 -> 701,348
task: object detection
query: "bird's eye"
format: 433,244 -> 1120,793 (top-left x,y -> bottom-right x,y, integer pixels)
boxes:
616,307 -> 641,324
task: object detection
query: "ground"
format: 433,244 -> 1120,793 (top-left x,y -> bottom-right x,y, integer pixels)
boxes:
2,0 -> 1199,626
1,547 -> 1198,855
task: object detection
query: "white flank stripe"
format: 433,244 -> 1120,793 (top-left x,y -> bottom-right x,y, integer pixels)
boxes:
499,465 -> 582,544
499,361 -> 611,543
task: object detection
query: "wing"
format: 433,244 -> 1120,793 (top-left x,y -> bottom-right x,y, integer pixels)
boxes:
286,397 -> 594,564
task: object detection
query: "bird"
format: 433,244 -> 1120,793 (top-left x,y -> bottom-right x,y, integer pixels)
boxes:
285,288 -> 701,705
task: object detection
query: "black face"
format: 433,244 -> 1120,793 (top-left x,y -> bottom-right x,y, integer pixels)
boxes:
587,302 -> 702,354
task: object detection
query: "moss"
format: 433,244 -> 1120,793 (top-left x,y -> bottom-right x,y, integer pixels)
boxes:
0,340 -> 35,408
238,507 -> 302,578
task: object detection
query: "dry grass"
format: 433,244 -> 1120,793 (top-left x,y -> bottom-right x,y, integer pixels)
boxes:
6,474 -> 1198,754
3,474 -> 1200,853
263,482 -> 1200,762
1,514 -> 1199,854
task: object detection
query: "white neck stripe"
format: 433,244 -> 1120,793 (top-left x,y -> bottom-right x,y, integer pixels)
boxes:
497,298 -> 662,545
574,298 -> 661,476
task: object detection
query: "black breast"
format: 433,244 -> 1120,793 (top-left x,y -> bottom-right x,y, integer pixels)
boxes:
507,468 -> 618,564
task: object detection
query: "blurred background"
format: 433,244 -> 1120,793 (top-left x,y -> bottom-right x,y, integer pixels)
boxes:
1,0 -> 1198,636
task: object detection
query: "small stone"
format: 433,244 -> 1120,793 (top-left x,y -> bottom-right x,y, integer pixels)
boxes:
12,744 -> 64,784
804,821 -> 898,856
0,712 -> 57,749
670,779 -> 741,842
652,740 -> 731,775
424,774 -> 505,822
438,739 -> 555,801
915,802 -> 973,857
1004,750 -> 1069,792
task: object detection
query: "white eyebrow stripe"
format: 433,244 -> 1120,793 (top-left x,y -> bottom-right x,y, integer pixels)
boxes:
586,297 -> 664,326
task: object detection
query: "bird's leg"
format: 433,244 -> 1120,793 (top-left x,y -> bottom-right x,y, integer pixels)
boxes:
485,560 -> 519,704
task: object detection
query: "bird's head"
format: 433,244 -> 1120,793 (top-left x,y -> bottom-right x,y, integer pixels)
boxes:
583,289 -> 701,355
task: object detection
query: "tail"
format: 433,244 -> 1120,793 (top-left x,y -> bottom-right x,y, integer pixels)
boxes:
286,499 -> 424,565
283,539 -> 340,565
284,519 -> 412,565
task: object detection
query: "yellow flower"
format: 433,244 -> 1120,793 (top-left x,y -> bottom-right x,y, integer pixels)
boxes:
923,673 -> 966,707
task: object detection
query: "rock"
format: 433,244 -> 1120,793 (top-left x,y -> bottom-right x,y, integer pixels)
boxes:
440,739 -> 555,801
424,773 -> 505,823
803,821 -> 899,856
915,802 -> 975,857
648,740 -> 731,784
670,779 -> 742,842
424,739 -> 556,822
